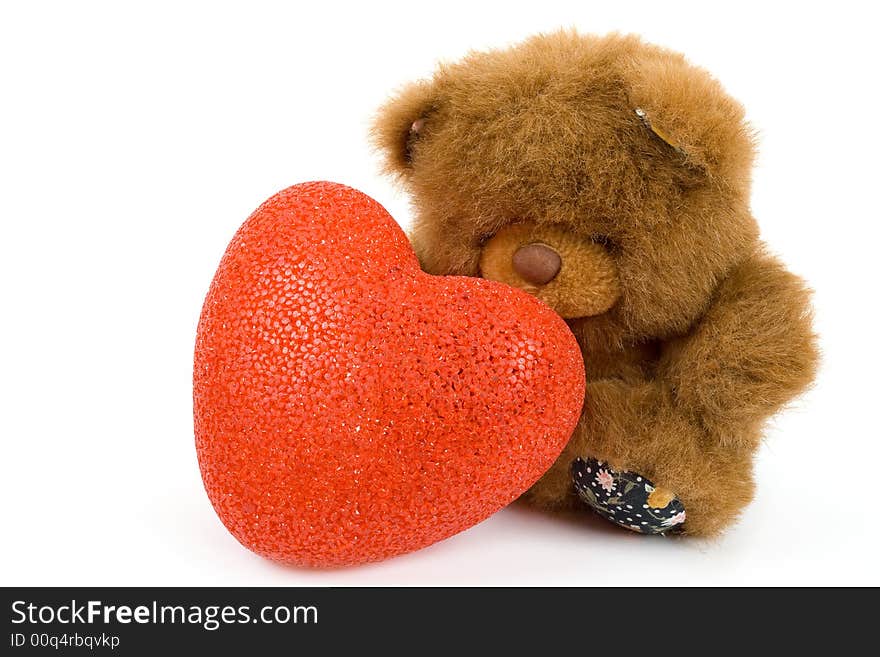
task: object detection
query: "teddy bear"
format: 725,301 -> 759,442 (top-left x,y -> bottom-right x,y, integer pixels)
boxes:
371,30 -> 818,536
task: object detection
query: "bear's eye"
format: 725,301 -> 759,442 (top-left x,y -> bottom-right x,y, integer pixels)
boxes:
590,234 -> 619,253
476,230 -> 496,247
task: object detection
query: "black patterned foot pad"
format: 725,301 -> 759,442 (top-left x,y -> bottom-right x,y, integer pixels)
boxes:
571,457 -> 686,534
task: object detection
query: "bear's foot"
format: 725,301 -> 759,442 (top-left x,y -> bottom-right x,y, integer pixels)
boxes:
571,457 -> 686,534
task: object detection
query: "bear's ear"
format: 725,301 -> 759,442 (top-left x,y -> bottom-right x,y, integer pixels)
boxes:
371,80 -> 438,178
633,107 -> 703,168
625,53 -> 755,186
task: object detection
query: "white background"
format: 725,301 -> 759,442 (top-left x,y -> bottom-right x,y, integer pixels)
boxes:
1,1 -> 877,586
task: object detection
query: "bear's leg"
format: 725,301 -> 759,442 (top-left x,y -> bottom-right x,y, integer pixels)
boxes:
571,457 -> 686,534
525,380 -> 757,537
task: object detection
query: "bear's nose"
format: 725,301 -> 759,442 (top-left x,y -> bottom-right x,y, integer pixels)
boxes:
511,243 -> 562,285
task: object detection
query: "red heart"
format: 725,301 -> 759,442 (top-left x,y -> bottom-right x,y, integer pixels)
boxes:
194,182 -> 584,567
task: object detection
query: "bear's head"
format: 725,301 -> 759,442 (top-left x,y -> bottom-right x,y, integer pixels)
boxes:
373,31 -> 759,350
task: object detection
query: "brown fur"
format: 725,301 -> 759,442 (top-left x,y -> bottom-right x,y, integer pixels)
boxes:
480,222 -> 621,318
372,30 -> 818,536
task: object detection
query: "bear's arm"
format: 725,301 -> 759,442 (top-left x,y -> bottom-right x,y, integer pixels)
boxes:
657,249 -> 818,448
526,250 -> 817,533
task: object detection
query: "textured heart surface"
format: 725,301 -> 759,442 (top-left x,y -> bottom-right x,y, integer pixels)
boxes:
194,182 -> 585,567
